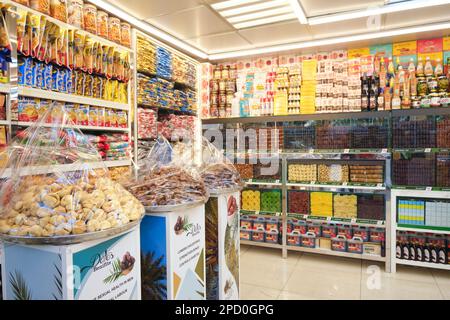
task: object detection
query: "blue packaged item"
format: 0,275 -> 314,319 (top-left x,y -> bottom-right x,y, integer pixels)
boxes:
52,68 -> 58,91
301,232 -> 316,248
240,227 -> 252,241
57,69 -> 67,93
34,62 -> 45,89
287,230 -> 302,246
43,64 -> 52,90
265,229 -> 279,244
252,217 -> 266,230
331,235 -> 348,252
24,57 -> 34,87
252,227 -> 265,242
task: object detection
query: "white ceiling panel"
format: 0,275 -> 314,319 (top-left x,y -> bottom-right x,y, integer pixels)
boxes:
238,20 -> 312,46
309,17 -> 378,38
384,4 -> 450,30
300,0 -> 385,17
147,5 -> 234,39
187,32 -> 253,53
108,0 -> 203,20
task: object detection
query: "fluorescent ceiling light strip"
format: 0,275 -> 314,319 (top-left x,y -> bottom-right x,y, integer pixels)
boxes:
288,0 -> 307,24
227,6 -> 292,23
220,0 -> 288,17
209,22 -> 450,60
211,0 -> 264,10
87,0 -> 208,59
308,0 -> 450,25
233,12 -> 296,28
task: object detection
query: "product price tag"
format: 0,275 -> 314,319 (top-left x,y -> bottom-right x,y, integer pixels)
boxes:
376,220 -> 384,226
330,188 -> 337,192
309,149 -> 315,154
326,217 -> 332,221
344,149 -> 350,154
425,148 -> 432,153
381,148 -> 388,154
275,180 -> 280,184
426,187 -> 432,191
310,181 -> 316,185
377,183 -> 383,188
342,182 -> 348,186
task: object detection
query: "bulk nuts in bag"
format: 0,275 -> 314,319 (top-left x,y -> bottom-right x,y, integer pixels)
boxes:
0,104 -> 144,239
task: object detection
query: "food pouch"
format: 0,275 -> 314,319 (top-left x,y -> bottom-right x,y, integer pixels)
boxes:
30,0 -> 50,15
67,0 -> 84,28
50,0 -> 68,22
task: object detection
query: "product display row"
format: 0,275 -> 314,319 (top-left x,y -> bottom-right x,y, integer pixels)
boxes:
14,0 -> 131,47
397,231 -> 449,265
16,98 -> 128,127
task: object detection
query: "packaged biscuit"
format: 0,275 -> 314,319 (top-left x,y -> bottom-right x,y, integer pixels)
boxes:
106,46 -> 114,78
108,17 -> 121,44
89,106 -> 98,126
93,76 -> 102,98
65,103 -> 77,124
66,69 -> 73,94
24,57 -> 34,87
18,97 -> 39,122
113,50 -> 122,79
75,70 -> 84,95
118,82 -> 128,104
83,74 -> 93,97
97,107 -> 105,126
83,3 -> 97,34
34,62 -> 45,89
83,36 -> 95,73
117,111 -> 127,128
105,109 -> 117,127
96,10 -> 108,39
67,0 -> 84,28
38,99 -> 50,122
56,68 -> 67,93
30,0 -> 50,15
120,22 -> 131,47
50,0 -> 68,22
51,68 -> 58,91
101,45 -> 108,75
123,52 -> 131,81
77,104 -> 89,125
43,63 -> 52,90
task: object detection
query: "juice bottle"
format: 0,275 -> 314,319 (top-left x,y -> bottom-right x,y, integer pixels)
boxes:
416,57 -> 424,76
424,57 -> 433,77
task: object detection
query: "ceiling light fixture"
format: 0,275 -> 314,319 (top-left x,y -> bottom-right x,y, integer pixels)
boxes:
234,13 -> 297,28
308,0 -> 450,25
227,6 -> 293,23
87,0 -> 208,59
220,0 -> 288,17
209,21 -> 450,60
211,0 -> 264,10
288,0 -> 308,24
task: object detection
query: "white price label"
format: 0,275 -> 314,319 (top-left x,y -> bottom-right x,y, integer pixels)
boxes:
309,149 -> 315,154
426,187 -> 432,191
342,182 -> 348,186
344,149 -> 350,154
275,180 -> 280,184
381,148 -> 388,154
311,181 -> 316,185
377,183 -> 383,188
377,220 -> 384,226
425,148 -> 431,153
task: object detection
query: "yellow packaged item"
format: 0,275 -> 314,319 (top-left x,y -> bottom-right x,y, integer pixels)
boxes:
310,192 -> 333,217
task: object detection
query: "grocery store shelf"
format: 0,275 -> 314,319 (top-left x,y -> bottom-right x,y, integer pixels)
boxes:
286,182 -> 386,191
240,240 -> 283,250
240,210 -> 282,217
283,149 -> 390,156
6,0 -> 132,53
287,245 -> 386,262
138,103 -> 197,116
1,160 -> 131,178
0,83 -> 11,93
202,110 -> 391,124
391,107 -> 450,117
287,213 -> 386,227
397,225 -> 450,235
244,179 -> 282,186
396,259 -> 450,271
202,108 -> 450,124
0,120 -> 9,126
137,70 -> 197,92
18,87 -> 129,111
14,121 -> 130,132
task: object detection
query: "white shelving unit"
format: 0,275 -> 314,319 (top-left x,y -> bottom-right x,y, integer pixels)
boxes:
287,245 -> 386,262
390,189 -> 450,272
286,182 -> 386,191
18,87 -> 129,111
14,121 -> 130,132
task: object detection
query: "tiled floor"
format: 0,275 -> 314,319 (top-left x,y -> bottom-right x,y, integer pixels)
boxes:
239,245 -> 450,300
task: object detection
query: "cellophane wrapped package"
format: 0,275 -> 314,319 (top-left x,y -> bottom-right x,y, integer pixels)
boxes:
123,137 -> 207,208
199,137 -> 242,193
0,103 -> 144,239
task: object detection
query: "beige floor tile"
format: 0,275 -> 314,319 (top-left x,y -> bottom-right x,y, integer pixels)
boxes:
277,291 -> 322,300
296,252 -> 362,274
431,270 -> 450,299
240,244 -> 251,256
361,278 -> 443,300
283,265 -> 361,300
240,252 -> 297,290
361,261 -> 436,285
240,283 -> 281,300
244,246 -> 301,265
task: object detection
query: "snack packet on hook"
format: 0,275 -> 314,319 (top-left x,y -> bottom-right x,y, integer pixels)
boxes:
0,102 -> 144,239
123,136 -> 208,209
199,137 -> 242,193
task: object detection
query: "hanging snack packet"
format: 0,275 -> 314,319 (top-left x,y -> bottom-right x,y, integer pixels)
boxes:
21,13 -> 32,56
17,10 -> 27,54
83,36 -> 95,73
30,0 -> 50,15
0,104 -> 144,239
73,31 -> 84,69
50,0 -> 68,22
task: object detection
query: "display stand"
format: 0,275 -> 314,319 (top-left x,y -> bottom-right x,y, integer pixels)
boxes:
1,226 -> 141,300
205,188 -> 241,300
141,203 -> 206,300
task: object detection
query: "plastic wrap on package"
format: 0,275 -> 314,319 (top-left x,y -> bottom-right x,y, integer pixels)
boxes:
0,103 -> 144,239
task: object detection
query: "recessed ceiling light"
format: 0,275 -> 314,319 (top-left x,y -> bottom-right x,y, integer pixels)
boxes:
234,13 -> 297,28
220,0 -> 289,18
288,0 -> 307,24
227,6 -> 292,23
308,0 -> 450,25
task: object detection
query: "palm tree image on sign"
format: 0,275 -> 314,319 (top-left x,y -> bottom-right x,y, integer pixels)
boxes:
141,251 -> 167,300
9,270 -> 32,300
